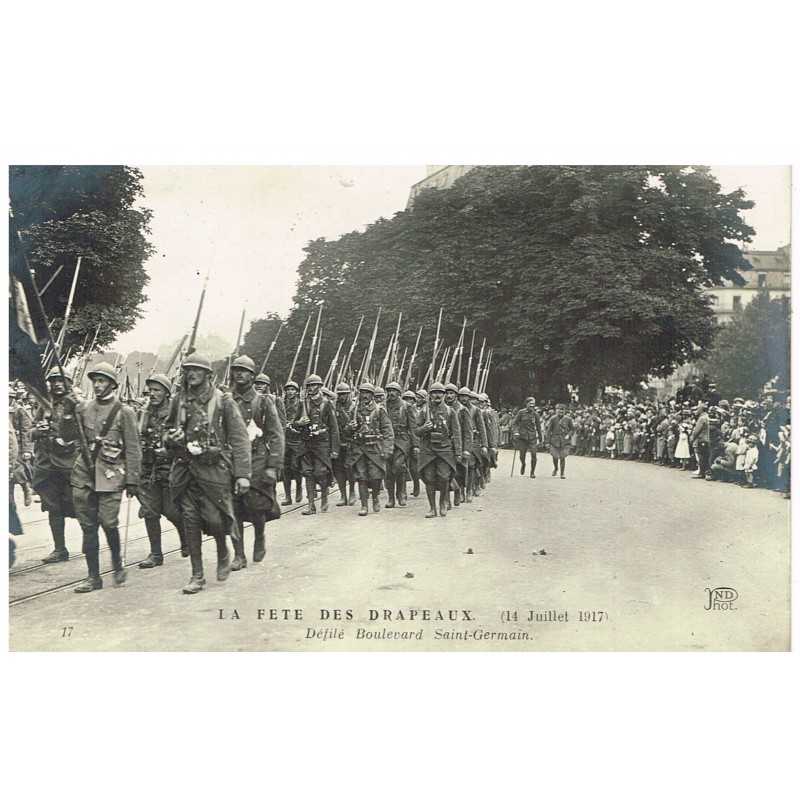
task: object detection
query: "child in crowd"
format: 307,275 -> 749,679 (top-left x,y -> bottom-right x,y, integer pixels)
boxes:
743,435 -> 760,488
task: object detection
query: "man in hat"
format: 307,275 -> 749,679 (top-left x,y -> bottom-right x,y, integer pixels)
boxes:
544,403 -> 574,479
289,374 -> 339,515
458,387 -> 488,497
32,368 -> 80,563
137,372 -> 188,568
479,393 -> 500,482
443,383 -> 463,508
163,353 -> 251,594
333,382 -> 356,506
384,381 -> 418,508
59,362 -> 142,592
229,355 -> 284,568
690,404 -> 711,479
254,373 -> 286,427
511,397 -> 543,478
345,383 -> 393,516
415,383 -> 463,518
281,380 -> 304,506
410,389 -> 428,496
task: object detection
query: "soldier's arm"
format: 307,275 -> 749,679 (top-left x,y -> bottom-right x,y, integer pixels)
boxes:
451,407 -> 462,457
380,408 -> 394,458
16,408 -> 34,453
120,405 -> 143,487
326,402 -> 340,456
223,395 -> 252,480
536,413 -> 543,441
407,406 -> 419,450
475,408 -> 488,448
260,396 -> 285,470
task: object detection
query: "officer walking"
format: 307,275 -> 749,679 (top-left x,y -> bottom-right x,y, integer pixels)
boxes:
384,381 -> 418,508
511,397 -> 543,478
163,354 -> 251,594
229,355 -> 284,568
545,403 -> 575,479
137,373 -> 188,567
59,362 -> 142,593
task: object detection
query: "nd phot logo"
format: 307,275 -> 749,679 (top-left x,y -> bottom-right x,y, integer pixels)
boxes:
704,587 -> 738,611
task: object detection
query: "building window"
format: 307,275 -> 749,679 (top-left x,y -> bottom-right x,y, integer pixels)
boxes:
758,273 -> 767,288
733,296 -> 742,311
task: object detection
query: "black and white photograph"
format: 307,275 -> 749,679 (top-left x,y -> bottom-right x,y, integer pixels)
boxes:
8,164 -> 792,653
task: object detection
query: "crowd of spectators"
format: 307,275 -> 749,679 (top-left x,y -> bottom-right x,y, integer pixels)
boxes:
498,378 -> 790,499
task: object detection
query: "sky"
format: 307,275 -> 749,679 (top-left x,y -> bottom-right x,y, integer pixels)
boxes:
111,165 -> 792,357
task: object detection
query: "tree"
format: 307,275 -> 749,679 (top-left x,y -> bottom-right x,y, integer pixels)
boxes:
278,166 -> 754,403
699,292 -> 790,399
9,165 -> 153,354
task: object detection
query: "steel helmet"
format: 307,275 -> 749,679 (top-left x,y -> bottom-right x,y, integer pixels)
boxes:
46,367 -> 74,383
231,355 -> 256,374
336,382 -> 352,394
146,373 -> 173,394
444,383 -> 459,393
457,386 -> 472,396
429,382 -> 446,393
415,389 -> 428,400
87,362 -> 118,385
359,383 -> 376,394
402,390 -> 415,401
385,381 -> 402,392
305,374 -> 323,386
182,353 -> 213,372
284,380 -> 299,391
254,373 -> 270,385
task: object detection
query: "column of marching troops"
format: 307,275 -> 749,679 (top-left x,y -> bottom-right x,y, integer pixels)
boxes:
22,354 -> 501,596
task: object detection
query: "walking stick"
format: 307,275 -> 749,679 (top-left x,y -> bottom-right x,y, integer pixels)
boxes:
122,495 -> 132,567
510,445 -> 517,477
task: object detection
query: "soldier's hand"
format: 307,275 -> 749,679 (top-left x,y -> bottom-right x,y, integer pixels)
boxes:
456,454 -> 463,465
298,416 -> 310,426
421,421 -> 433,431
463,450 -> 470,458
347,420 -> 358,430
265,468 -> 278,483
413,447 -> 419,455
22,452 -> 32,461
481,447 -> 488,456
62,390 -> 79,413
164,427 -> 184,446
125,484 -> 139,498
235,477 -> 251,495
330,451 -> 338,460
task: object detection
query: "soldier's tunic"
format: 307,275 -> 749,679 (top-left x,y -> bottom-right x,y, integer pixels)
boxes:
166,384 -> 251,540
283,396 -> 303,476
455,403 -> 475,484
346,400 -> 394,483
483,406 -> 500,467
137,402 -> 183,528
291,394 -> 340,481
546,414 -> 575,460
468,403 -> 488,467
415,403 -> 462,482
385,397 -> 418,484
10,402 -> 33,488
511,407 -> 543,465
232,386 -> 284,522
333,398 -> 355,484
32,399 -> 78,518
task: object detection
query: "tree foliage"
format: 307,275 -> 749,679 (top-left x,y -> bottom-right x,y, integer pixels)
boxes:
699,292 -> 791,399
9,165 -> 153,354
244,166 -> 755,402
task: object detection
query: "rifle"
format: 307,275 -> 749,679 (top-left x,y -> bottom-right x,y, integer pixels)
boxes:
387,312 -> 402,381
403,325 -> 423,391
306,302 -> 324,378
361,307 -> 382,385
376,333 -> 394,388
428,307 -> 443,381
472,338 -> 486,394
480,349 -> 494,395
165,332 -> 189,377
324,338 -> 345,390
260,320 -> 284,373
186,264 -> 211,356
465,330 -> 476,389
338,315 -> 364,386
452,317 -> 467,385
55,256 -> 83,356
287,314 -> 312,384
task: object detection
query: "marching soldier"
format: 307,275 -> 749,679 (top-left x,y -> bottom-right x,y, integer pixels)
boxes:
346,383 -> 393,516
384,381 -> 418,508
479,393 -> 500,483
402,390 -> 419,499
443,382 -> 463,508
254,373 -> 286,426
415,382 -> 462,518
289,374 -> 340,515
59,362 -> 142,592
511,397 -> 543,478
452,386 -> 474,503
229,356 -> 284,568
333,382 -> 356,506
137,373 -> 188,567
163,353 -> 251,594
545,403 -> 575,479
411,389 -> 428,497
9,386 -> 34,507
458,387 -> 488,499
32,368 -> 80,563
282,380 -> 304,506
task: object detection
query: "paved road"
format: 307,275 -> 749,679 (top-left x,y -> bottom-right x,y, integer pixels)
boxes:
8,451 -> 790,651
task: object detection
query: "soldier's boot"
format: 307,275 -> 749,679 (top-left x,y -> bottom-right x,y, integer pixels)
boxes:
281,477 -> 293,506
530,457 -> 537,479
104,527 -> 127,587
424,484 -> 437,518
231,521 -> 248,571
177,526 -> 189,558
412,477 -> 420,497
22,482 -> 33,507
320,484 -> 329,513
336,477 -> 349,506
182,531 -> 206,594
358,483 -> 369,516
348,479 -> 357,505
74,544 -> 103,593
215,534 -> 231,582
439,481 -> 449,517
371,480 -> 381,513
520,459 -> 526,475
560,458 -> 566,479
253,519 -> 266,562
385,477 -> 396,509
295,479 -> 303,504
140,517 -> 164,568
301,478 -> 317,515
452,478 -> 461,507
42,513 -> 70,563
472,473 -> 481,497
396,477 -> 407,507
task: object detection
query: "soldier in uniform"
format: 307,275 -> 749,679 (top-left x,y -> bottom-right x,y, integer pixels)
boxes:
32,368 -> 79,562
511,397 -> 543,478
458,387 -> 488,499
346,383 -> 394,516
545,403 -> 575,479
9,386 -> 34,507
281,380 -> 304,506
384,381 -> 418,508
333,382 -> 356,506
254,373 -> 286,426
452,386 -> 474,504
163,354 -> 251,594
59,362 -> 142,592
137,373 -> 188,568
411,389 -> 428,497
229,356 -> 284,569
415,382 -> 462,518
443,382 -> 464,509
479,393 -> 499,483
289,374 -> 340,515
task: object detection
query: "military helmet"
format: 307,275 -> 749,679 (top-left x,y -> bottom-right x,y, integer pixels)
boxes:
284,380 -> 300,390
479,392 -> 489,402
336,382 -> 351,394
457,386 -> 472,396
385,381 -> 402,392
231,355 -> 256,374
46,367 -> 74,383
322,387 -> 336,398
415,389 -> 428,400
87,362 -> 118,385
402,390 -> 415,401
183,353 -> 213,372
305,374 -> 323,386
359,382 -> 376,394
254,373 -> 270,385
429,382 -> 446,393
445,382 -> 459,393
146,373 -> 173,394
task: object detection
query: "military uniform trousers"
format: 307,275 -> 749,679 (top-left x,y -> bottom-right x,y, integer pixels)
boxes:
138,472 -> 182,528
34,464 -> 77,518
170,458 -> 238,541
72,485 -> 124,552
